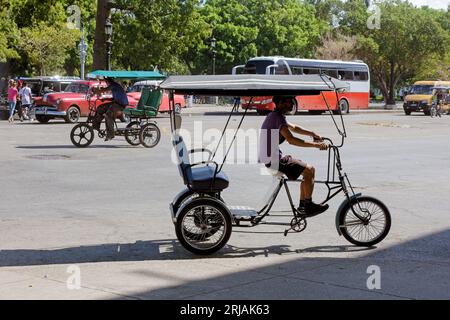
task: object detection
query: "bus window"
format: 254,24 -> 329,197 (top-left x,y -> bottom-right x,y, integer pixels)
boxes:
303,68 -> 320,75
354,71 -> 368,81
291,67 -> 303,75
244,60 -> 275,74
323,69 -> 338,78
338,70 -> 354,80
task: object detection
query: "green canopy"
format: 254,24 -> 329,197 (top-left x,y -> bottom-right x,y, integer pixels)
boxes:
87,70 -> 166,81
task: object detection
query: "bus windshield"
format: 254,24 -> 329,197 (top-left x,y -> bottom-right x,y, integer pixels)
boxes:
409,85 -> 433,95
244,60 -> 275,74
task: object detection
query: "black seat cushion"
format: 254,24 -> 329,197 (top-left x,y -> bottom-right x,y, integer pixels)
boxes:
190,166 -> 229,192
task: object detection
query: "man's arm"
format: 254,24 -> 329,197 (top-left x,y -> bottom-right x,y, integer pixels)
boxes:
288,122 -> 323,141
280,126 -> 328,150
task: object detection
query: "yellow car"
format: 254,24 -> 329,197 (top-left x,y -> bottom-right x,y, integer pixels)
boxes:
403,81 -> 450,115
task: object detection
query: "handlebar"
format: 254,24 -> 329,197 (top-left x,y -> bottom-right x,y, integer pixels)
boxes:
320,136 -> 345,149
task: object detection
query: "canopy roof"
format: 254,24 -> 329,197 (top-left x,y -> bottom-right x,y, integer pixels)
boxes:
160,74 -> 349,96
87,70 -> 166,81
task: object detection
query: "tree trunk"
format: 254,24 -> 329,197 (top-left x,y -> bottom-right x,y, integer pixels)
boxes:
93,0 -> 112,70
387,61 -> 396,107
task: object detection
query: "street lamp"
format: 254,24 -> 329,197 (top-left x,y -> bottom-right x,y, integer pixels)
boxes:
210,37 -> 217,75
105,18 -> 113,71
78,28 -> 88,79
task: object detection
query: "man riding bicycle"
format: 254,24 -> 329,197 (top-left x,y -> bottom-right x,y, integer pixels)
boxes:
92,77 -> 129,141
259,96 -> 330,217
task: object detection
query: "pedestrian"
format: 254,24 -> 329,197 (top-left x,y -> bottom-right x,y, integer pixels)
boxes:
7,80 -> 18,123
19,81 -> 32,121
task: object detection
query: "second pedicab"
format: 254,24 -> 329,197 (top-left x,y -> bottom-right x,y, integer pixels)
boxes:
70,70 -> 166,148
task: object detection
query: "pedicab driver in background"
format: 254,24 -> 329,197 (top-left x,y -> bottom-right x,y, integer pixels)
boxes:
92,77 -> 129,141
260,96 -> 330,217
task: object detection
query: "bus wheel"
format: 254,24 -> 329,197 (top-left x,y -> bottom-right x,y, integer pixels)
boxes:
339,99 -> 350,114
288,102 -> 298,115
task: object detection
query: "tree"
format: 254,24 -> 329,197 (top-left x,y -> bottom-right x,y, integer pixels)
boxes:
18,22 -> 79,75
0,8 -> 19,63
350,0 -> 449,105
93,0 -> 113,70
201,0 -> 325,74
315,32 -> 357,60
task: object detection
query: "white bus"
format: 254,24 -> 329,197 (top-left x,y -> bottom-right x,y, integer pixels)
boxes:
233,56 -> 370,114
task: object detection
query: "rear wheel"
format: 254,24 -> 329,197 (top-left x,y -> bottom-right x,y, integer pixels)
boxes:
404,110 -> 411,115
339,196 -> 391,247
70,123 -> 94,148
65,106 -> 81,123
175,198 -> 232,255
124,121 -> 141,146
139,123 -> 161,148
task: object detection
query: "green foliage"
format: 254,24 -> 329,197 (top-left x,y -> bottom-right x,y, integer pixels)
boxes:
202,0 -> 324,74
18,22 -> 79,75
350,0 -> 449,103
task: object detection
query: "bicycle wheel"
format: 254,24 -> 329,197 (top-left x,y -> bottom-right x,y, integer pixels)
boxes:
70,123 -> 94,148
338,196 -> 391,247
124,121 -> 141,146
430,106 -> 437,118
175,198 -> 232,255
139,123 -> 161,148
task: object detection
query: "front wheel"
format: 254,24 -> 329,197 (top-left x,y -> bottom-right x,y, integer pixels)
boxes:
65,106 -> 81,123
338,196 -> 391,247
339,99 -> 350,114
139,123 -> 161,148
70,123 -> 94,148
175,198 -> 232,255
36,115 -> 50,124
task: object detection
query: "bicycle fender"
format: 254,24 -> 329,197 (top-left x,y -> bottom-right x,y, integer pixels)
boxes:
335,193 -> 362,236
170,188 -> 194,224
177,195 -> 233,223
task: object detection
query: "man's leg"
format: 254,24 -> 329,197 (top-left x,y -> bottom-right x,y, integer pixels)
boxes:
92,104 -> 108,131
104,104 -> 123,139
299,165 -> 329,217
300,165 -> 315,201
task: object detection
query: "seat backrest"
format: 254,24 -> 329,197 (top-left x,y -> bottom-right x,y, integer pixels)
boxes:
144,89 -> 163,113
172,134 -> 192,186
136,88 -> 152,110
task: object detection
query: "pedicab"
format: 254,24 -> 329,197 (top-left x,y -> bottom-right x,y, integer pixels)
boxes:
70,70 -> 166,148
160,74 -> 392,255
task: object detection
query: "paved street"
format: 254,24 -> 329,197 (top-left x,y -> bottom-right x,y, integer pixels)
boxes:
0,109 -> 449,300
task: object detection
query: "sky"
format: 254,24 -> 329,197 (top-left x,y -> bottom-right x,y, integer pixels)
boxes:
406,0 -> 449,10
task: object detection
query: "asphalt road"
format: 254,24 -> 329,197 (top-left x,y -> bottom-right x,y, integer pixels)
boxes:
0,109 -> 449,300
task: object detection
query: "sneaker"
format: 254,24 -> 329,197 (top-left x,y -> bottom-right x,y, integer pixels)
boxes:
297,201 -> 329,218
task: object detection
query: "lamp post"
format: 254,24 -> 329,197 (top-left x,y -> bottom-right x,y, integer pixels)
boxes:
210,36 -> 218,105
105,18 -> 113,71
78,29 -> 88,79
210,37 -> 217,75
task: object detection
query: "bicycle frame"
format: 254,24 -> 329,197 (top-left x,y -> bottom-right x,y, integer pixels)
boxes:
250,136 -> 367,226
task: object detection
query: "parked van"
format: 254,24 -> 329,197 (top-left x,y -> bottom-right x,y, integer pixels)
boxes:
403,81 -> 450,115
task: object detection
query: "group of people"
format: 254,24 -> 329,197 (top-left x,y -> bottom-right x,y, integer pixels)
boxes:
6,79 -> 33,123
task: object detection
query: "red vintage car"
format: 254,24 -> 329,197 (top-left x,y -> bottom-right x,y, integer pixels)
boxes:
33,80 -> 113,124
127,80 -> 186,113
